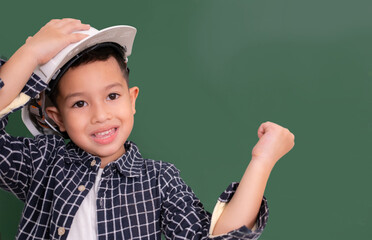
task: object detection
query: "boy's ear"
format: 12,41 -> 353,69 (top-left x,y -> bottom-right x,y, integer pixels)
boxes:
129,86 -> 139,114
45,106 -> 66,132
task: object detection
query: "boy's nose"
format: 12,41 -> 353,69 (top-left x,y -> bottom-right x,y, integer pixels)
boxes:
91,103 -> 112,123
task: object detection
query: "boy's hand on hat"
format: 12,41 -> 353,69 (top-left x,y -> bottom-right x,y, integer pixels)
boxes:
23,18 -> 90,66
251,121 -> 295,168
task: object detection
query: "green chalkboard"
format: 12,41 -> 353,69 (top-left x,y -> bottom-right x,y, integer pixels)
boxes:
1,0 -> 372,239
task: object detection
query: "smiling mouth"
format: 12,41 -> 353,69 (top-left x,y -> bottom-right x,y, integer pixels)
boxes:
91,127 -> 119,144
93,128 -> 117,139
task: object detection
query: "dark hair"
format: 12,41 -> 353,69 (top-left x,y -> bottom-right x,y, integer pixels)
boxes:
48,42 -> 130,107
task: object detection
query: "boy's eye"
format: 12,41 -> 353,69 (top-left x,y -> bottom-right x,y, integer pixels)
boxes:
72,101 -> 87,108
107,93 -> 120,101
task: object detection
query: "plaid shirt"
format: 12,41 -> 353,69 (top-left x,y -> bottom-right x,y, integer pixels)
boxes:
0,59 -> 268,239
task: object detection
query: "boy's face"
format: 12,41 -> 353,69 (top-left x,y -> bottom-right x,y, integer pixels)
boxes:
46,57 -> 139,166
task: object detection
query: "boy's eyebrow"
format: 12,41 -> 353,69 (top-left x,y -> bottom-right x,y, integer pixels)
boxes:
105,82 -> 125,90
63,83 -> 125,101
63,92 -> 85,102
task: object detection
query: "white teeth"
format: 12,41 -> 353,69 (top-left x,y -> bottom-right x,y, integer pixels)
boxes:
95,128 -> 115,138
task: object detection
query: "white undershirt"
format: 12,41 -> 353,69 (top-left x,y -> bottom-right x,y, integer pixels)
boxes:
67,168 -> 103,240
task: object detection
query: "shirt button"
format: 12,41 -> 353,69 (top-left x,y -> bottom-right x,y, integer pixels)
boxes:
58,227 -> 65,236
78,185 -> 86,192
90,160 -> 96,167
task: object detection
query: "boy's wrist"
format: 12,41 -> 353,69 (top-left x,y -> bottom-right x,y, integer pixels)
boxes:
17,44 -> 40,68
250,156 -> 277,173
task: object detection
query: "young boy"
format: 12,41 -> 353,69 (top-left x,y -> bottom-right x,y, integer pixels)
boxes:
0,19 -> 294,239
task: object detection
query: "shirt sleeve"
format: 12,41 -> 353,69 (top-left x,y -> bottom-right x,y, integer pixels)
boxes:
160,163 -> 269,240
0,114 -> 66,202
0,59 -> 5,88
160,163 -> 211,239
0,58 -> 47,118
0,59 -> 61,202
209,183 -> 269,239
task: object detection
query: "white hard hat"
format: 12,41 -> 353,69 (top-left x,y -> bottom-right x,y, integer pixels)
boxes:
21,25 -> 137,137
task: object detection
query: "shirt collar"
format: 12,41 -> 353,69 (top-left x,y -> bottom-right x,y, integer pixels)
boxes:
66,141 -> 144,177
109,141 -> 144,177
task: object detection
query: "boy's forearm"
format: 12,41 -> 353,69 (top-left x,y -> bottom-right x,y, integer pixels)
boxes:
0,45 -> 38,111
212,122 -> 293,235
212,157 -> 274,235
0,19 -> 90,112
